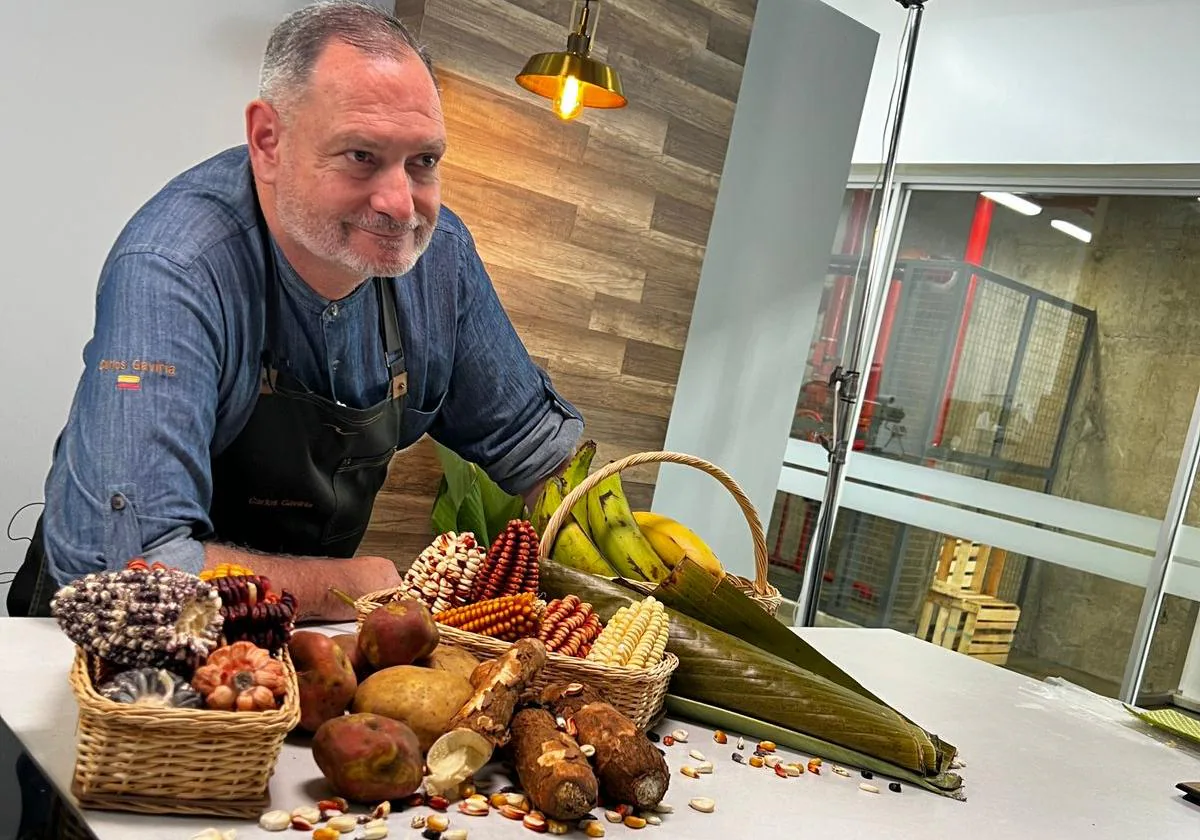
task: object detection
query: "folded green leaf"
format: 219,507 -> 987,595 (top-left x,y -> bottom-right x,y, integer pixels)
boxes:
539,560 -> 964,798
480,472 -> 526,543
655,560 -> 887,706
432,442 -> 526,545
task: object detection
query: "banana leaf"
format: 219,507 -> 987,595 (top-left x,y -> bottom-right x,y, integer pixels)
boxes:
540,560 -> 965,799
431,442 -> 524,545
654,560 -> 889,706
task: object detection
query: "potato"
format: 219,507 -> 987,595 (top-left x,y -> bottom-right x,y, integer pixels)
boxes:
312,713 -> 423,803
352,665 -> 473,751
290,631 -> 358,733
416,644 -> 481,684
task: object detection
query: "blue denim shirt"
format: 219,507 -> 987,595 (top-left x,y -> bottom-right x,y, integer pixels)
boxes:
42,146 -> 583,584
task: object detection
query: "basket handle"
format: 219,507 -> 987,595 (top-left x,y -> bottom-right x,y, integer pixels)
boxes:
537,451 -> 771,596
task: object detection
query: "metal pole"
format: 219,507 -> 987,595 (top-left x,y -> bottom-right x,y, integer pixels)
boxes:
796,0 -> 927,626
1119,385 -> 1200,703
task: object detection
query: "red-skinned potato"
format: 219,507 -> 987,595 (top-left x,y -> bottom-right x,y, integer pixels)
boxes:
332,633 -> 373,681
312,713 -> 423,802
290,631 -> 358,732
357,599 -> 439,669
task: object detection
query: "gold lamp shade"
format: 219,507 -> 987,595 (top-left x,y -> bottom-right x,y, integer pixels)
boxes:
515,0 -> 626,121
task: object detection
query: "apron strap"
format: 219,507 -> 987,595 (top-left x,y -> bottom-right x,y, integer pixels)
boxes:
376,278 -> 408,400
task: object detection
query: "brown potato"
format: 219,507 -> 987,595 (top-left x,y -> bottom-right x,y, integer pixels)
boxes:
352,665 -> 473,751
312,713 -> 423,803
290,631 -> 358,733
416,644 -> 481,683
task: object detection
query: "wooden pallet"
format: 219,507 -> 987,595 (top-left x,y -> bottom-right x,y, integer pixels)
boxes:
917,589 -> 1021,664
916,538 -> 1021,665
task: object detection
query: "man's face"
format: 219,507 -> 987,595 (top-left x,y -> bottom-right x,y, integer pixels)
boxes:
272,41 -> 445,280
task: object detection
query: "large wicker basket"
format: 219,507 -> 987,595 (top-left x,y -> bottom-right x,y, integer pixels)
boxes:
542,450 -> 782,616
68,647 -> 300,818
355,593 -> 679,730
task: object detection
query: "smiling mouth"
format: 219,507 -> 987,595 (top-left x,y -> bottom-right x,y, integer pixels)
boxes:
355,225 -> 411,240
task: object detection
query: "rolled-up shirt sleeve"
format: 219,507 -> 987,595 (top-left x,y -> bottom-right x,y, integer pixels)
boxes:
43,249 -> 222,584
431,232 -> 584,496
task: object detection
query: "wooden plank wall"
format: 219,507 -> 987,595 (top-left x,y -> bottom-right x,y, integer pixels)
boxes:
360,0 -> 756,565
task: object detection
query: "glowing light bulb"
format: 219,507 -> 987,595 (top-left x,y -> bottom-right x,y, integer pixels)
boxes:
554,75 -> 584,120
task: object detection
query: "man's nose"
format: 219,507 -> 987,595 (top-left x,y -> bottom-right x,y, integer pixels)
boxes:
370,165 -> 415,220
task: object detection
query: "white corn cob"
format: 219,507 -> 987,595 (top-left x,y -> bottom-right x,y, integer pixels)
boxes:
586,597 -> 668,667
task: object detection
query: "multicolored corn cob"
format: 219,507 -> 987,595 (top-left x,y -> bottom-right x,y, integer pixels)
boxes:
585,596 -> 669,669
401,532 -> 485,613
199,563 -> 256,582
537,595 -> 603,658
50,566 -> 224,670
470,520 -> 540,602
211,575 -> 297,652
434,592 -> 540,641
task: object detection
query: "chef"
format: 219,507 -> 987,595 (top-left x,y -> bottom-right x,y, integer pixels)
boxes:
6,0 -> 583,623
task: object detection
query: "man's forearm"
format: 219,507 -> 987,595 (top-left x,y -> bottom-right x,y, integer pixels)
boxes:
203,544 -> 400,622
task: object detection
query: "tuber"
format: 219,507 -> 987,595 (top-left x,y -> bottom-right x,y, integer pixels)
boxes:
424,638 -> 548,797
510,707 -> 598,821
540,682 -> 669,810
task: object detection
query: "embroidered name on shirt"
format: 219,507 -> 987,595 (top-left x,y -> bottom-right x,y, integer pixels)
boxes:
99,359 -> 178,376
247,497 -> 315,508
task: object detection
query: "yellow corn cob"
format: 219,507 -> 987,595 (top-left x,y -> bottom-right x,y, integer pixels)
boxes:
586,596 -> 668,668
198,563 -> 255,582
434,592 -> 540,641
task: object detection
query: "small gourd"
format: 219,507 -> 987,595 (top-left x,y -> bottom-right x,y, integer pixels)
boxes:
97,667 -> 204,709
191,641 -> 287,711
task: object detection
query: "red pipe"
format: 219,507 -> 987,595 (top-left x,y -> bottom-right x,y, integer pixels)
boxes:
856,278 -> 903,450
931,195 -> 994,448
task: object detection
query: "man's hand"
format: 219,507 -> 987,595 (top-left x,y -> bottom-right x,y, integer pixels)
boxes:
204,545 -> 403,622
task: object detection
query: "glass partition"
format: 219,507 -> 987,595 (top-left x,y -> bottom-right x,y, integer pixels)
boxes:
772,186 -> 1200,699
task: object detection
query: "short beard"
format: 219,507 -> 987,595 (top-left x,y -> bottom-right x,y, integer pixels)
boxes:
275,178 -> 436,279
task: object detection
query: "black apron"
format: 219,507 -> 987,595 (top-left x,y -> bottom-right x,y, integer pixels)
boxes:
8,211 -> 406,617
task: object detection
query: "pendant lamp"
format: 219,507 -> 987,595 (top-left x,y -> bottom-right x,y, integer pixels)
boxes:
516,0 -> 627,120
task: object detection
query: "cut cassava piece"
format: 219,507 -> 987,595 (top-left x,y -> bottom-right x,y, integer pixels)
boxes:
425,639 -> 549,797
540,561 -> 965,799
540,682 -> 669,810
510,707 -> 599,821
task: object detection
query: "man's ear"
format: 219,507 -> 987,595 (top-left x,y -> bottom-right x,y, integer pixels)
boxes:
245,99 -> 283,184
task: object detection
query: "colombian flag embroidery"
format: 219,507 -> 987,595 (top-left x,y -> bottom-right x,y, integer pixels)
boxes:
116,374 -> 141,391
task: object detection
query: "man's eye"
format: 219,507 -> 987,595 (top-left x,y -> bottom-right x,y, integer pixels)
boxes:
415,154 -> 440,169
346,150 -> 375,165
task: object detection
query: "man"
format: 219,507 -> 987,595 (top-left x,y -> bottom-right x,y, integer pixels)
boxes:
7,0 -> 583,623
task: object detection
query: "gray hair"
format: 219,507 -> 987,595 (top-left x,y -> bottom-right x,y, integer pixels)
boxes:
260,1 -> 435,110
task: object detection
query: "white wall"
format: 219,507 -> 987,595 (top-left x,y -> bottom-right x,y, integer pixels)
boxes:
0,1 -> 330,604
653,0 -> 876,579
824,0 -> 1200,166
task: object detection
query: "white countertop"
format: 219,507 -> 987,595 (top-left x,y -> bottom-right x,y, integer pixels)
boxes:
2,619 -> 1198,840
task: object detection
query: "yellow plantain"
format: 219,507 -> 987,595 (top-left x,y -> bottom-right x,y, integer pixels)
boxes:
586,473 -> 671,583
550,521 -> 619,577
633,511 -> 725,579
531,476 -> 566,537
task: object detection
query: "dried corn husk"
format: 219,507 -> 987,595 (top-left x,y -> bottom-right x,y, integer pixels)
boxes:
540,560 -> 964,799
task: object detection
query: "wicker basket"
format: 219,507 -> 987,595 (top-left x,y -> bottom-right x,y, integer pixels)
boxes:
542,450 -> 782,616
68,647 -> 300,818
355,592 -> 679,730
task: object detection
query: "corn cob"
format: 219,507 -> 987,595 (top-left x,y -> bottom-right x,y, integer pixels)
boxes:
401,532 -> 485,613
434,592 -> 540,641
211,575 -> 298,652
50,566 -> 224,670
537,595 -> 603,658
585,596 -> 668,668
470,520 -> 540,602
198,563 -> 256,582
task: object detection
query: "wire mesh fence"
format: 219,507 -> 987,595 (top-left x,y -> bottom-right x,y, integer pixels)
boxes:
771,257 -> 1096,630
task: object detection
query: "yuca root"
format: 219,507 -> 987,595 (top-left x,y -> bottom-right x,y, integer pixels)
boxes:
510,707 -> 599,821
450,638 -> 548,746
541,682 -> 669,810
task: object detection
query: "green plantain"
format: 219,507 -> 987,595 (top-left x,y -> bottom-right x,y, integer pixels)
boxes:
550,521 -> 619,577
585,473 -> 672,583
563,441 -> 597,539
531,476 -> 567,538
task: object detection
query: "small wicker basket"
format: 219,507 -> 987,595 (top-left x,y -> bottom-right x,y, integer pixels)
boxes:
542,450 -> 782,616
68,647 -> 300,818
354,593 -> 678,730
